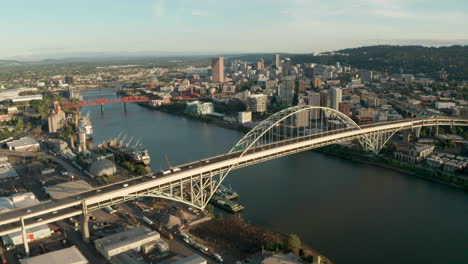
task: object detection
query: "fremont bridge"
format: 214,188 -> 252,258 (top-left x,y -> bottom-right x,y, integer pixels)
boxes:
1,105 -> 467,254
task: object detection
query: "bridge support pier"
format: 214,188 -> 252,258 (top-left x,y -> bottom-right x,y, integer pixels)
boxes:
20,217 -> 30,257
402,130 -> 411,143
414,127 -> 421,139
100,103 -> 104,113
124,102 -> 127,112
81,201 -> 90,242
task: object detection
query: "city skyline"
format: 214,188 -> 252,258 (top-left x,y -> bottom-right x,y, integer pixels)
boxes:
1,0 -> 467,60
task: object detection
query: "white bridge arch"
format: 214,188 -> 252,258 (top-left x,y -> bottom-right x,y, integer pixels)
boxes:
1,106 -> 468,247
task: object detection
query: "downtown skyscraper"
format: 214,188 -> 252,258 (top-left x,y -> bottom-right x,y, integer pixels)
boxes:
211,57 -> 225,83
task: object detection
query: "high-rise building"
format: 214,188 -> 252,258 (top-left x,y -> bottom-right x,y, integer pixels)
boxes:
328,87 -> 342,110
248,94 -> 268,113
211,57 -> 225,83
307,92 -> 321,119
320,90 -> 328,107
307,92 -> 321,106
272,54 -> 280,68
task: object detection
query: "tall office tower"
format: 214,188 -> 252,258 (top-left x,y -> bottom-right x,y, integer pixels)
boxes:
328,87 -> 342,110
273,54 -> 280,68
211,57 -> 225,83
307,92 -> 321,119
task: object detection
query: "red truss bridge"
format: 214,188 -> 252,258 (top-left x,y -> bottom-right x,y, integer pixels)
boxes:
61,96 -> 152,109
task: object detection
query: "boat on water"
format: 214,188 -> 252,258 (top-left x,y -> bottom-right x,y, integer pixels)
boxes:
98,134 -> 151,166
216,184 -> 239,200
210,194 -> 244,213
79,112 -> 94,140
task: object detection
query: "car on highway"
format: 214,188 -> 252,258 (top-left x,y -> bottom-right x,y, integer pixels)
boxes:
36,218 -> 43,222
123,183 -> 129,187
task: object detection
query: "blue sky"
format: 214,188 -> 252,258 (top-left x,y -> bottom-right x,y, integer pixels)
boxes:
0,0 -> 467,60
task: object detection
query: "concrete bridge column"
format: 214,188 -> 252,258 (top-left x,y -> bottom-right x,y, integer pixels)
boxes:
414,127 -> 421,139
402,130 -> 411,143
81,201 -> 90,242
20,217 -> 30,257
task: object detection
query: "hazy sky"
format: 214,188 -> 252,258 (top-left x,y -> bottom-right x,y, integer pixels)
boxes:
1,0 -> 467,60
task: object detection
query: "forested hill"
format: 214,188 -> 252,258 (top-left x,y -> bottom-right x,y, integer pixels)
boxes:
290,45 -> 468,80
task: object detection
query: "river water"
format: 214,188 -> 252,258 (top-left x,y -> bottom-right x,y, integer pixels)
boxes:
82,89 -> 468,264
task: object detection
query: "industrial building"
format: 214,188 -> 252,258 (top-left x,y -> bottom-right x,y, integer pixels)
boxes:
48,101 -> 66,133
89,159 -> 117,176
172,254 -> 207,264
6,137 -> 40,151
94,227 -> 160,259
45,180 -> 94,199
0,165 -> 19,181
0,193 -> 51,245
19,246 -> 88,264
11,94 -> 43,103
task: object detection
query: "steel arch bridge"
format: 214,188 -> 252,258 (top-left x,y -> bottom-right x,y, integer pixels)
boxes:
1,106 -> 468,247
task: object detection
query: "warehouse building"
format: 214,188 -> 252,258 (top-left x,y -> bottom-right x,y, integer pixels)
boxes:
0,165 -> 19,181
94,227 -> 160,259
19,246 -> 88,264
0,193 -> 51,245
6,137 -> 40,151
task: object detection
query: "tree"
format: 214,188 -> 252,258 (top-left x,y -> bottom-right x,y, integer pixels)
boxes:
287,234 -> 302,254
205,204 -> 214,216
15,118 -> 24,132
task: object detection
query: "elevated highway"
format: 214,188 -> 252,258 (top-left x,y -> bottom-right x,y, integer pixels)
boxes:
0,106 -> 467,253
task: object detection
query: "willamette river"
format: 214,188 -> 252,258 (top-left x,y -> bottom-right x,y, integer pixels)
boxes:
82,89 -> 467,264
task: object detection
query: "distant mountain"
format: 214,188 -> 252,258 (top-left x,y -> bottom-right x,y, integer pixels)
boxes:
290,45 -> 468,80
0,59 -> 22,66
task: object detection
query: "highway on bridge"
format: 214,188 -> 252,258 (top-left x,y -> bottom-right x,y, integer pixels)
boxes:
0,116 -> 467,238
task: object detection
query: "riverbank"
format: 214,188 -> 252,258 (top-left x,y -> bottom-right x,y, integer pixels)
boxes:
189,215 -> 333,264
317,145 -> 468,190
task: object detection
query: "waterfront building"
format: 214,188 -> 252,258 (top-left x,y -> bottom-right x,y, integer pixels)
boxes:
185,101 -> 214,115
238,111 -> 252,123
248,94 -> 268,113
394,144 -> 435,163
328,87 -> 342,110
211,57 -> 225,83
48,101 -> 66,133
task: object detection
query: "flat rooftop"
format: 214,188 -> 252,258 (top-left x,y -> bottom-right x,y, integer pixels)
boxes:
19,246 -> 88,264
94,226 -> 160,250
45,180 -> 94,199
172,254 -> 207,264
